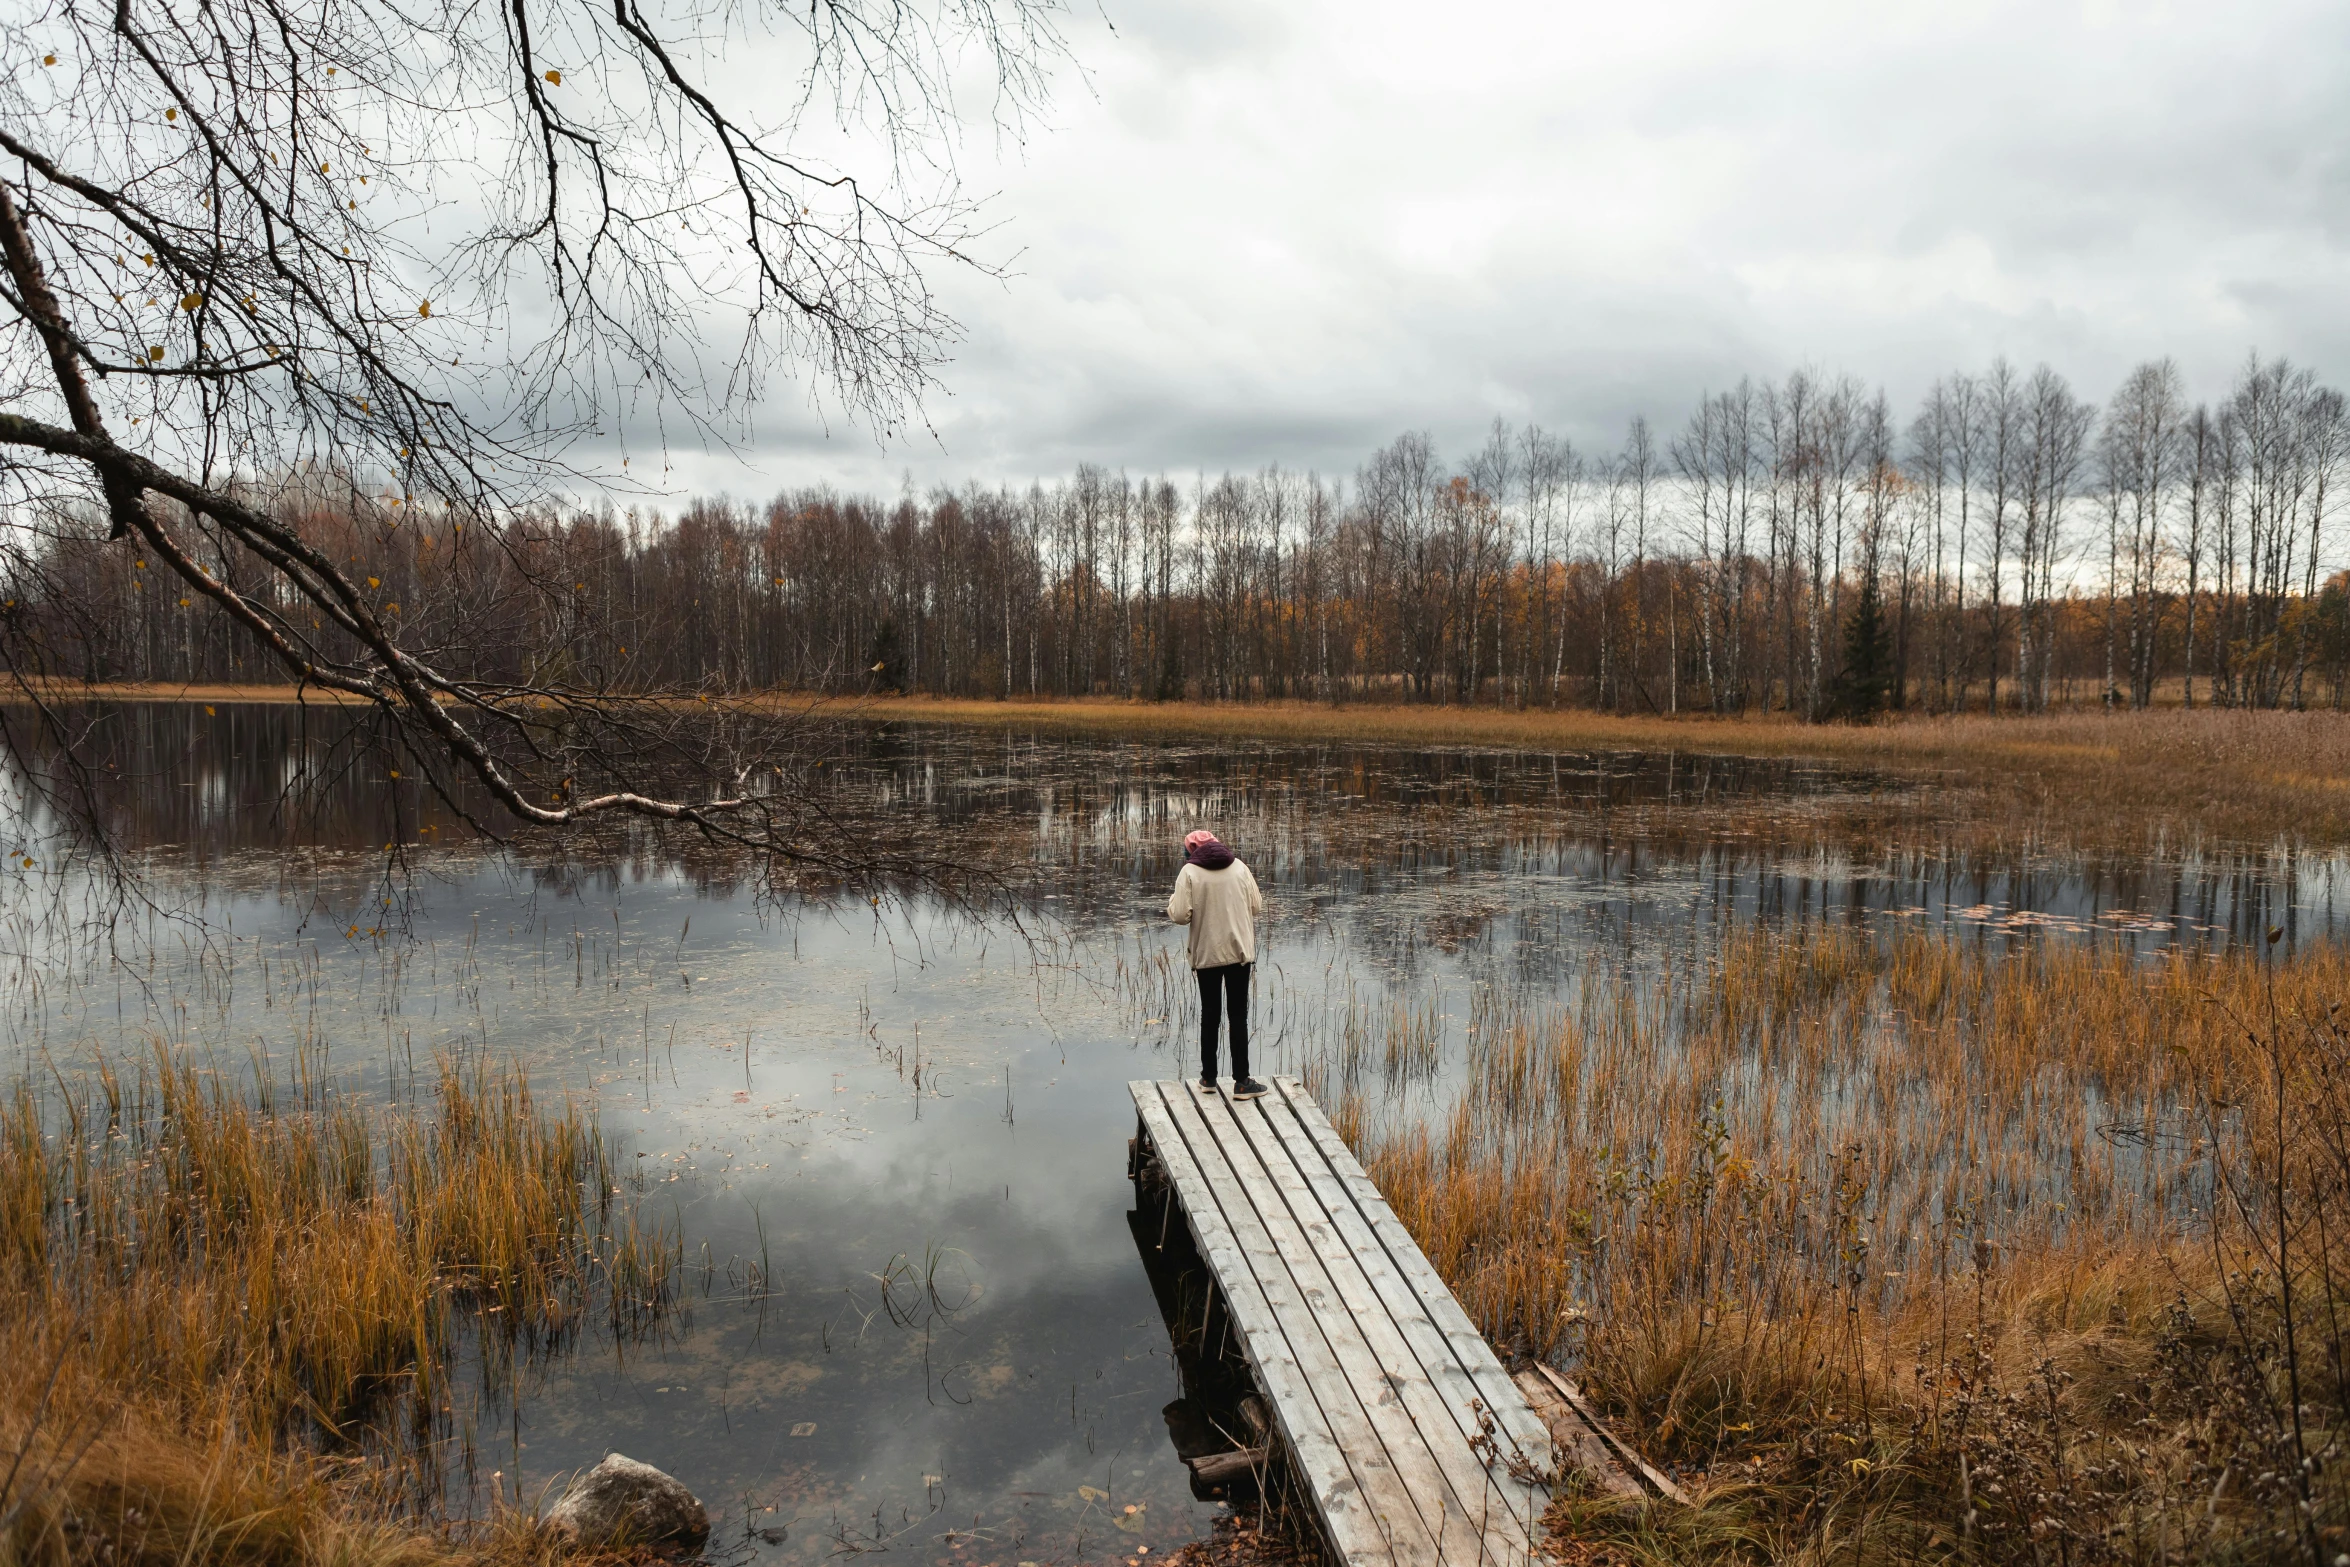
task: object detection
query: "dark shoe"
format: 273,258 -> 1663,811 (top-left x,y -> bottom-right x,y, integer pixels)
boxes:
1198,1076 -> 1218,1092
1231,1077 -> 1268,1101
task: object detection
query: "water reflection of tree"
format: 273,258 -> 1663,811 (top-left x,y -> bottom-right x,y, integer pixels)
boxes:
11,713 -> 2328,963
0,0 -> 1076,888
2,700 -> 994,917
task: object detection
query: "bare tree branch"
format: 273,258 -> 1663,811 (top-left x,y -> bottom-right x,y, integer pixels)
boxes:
0,0 -> 1080,882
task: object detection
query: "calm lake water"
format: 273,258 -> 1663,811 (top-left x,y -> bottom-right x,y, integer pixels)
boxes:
3,704 -> 2344,1565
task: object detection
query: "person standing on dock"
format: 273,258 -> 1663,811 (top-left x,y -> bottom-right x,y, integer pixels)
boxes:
1167,830 -> 1267,1100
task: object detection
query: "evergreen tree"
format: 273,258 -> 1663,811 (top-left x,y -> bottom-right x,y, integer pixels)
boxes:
1835,571 -> 1895,720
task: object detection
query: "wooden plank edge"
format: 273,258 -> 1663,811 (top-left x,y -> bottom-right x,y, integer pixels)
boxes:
1532,1365 -> 1689,1506
1134,1099 -> 1389,1567
1186,1446 -> 1272,1485
1509,1370 -> 1642,1502
1129,1095 -> 1350,1485
1194,1084 -> 1521,1562
1270,1077 -> 1558,1471
1162,1081 -> 1446,1567
1137,1084 -> 1421,1567
1236,1090 -> 1548,1554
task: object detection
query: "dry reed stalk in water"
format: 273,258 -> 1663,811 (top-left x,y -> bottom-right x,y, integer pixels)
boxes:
0,1047 -> 679,1567
1331,924 -> 2350,1563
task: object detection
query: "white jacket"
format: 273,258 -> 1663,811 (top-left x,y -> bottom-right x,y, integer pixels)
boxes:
1167,860 -> 1264,970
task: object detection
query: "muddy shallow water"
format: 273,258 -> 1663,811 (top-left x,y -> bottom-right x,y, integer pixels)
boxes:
3,704 -> 2344,1565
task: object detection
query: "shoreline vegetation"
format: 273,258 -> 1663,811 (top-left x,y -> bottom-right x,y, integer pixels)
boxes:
0,1050 -> 682,1567
1324,924 -> 2350,1564
19,685 -> 2350,849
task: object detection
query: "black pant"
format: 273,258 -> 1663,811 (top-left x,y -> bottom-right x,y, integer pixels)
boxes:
1197,962 -> 1251,1080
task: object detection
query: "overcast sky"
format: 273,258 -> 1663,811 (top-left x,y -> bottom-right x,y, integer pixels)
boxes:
668,0 -> 2350,500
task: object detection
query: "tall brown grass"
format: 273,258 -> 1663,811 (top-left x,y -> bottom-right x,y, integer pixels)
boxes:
0,1047 -> 679,1567
1324,927 -> 2350,1564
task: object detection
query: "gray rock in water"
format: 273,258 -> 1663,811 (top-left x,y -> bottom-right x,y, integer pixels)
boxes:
548,1453 -> 710,1549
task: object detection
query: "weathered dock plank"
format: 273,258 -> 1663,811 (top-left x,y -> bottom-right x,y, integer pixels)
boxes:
1188,1084 -> 1471,1557
1254,1086 -> 1549,1546
1269,1079 -> 1559,1475
1134,1085 -> 1414,1567
1132,1077 -> 1556,1567
1149,1081 -> 1438,1567
1132,1089 -> 1372,1548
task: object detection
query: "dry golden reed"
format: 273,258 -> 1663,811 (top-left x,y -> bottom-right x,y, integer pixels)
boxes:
1322,925 -> 2350,1564
0,1046 -> 679,1567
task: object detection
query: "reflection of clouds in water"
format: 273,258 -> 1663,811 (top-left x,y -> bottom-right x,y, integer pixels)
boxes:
6,706 -> 2350,1558
1,850 -> 1222,1560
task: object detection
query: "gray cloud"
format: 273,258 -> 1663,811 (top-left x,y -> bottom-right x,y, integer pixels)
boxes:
659,0 -> 2350,501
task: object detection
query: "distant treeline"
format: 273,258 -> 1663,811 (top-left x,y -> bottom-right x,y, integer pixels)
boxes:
8,353 -> 2349,715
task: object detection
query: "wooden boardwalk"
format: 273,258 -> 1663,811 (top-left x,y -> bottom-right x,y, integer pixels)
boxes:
1129,1076 -> 1555,1567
